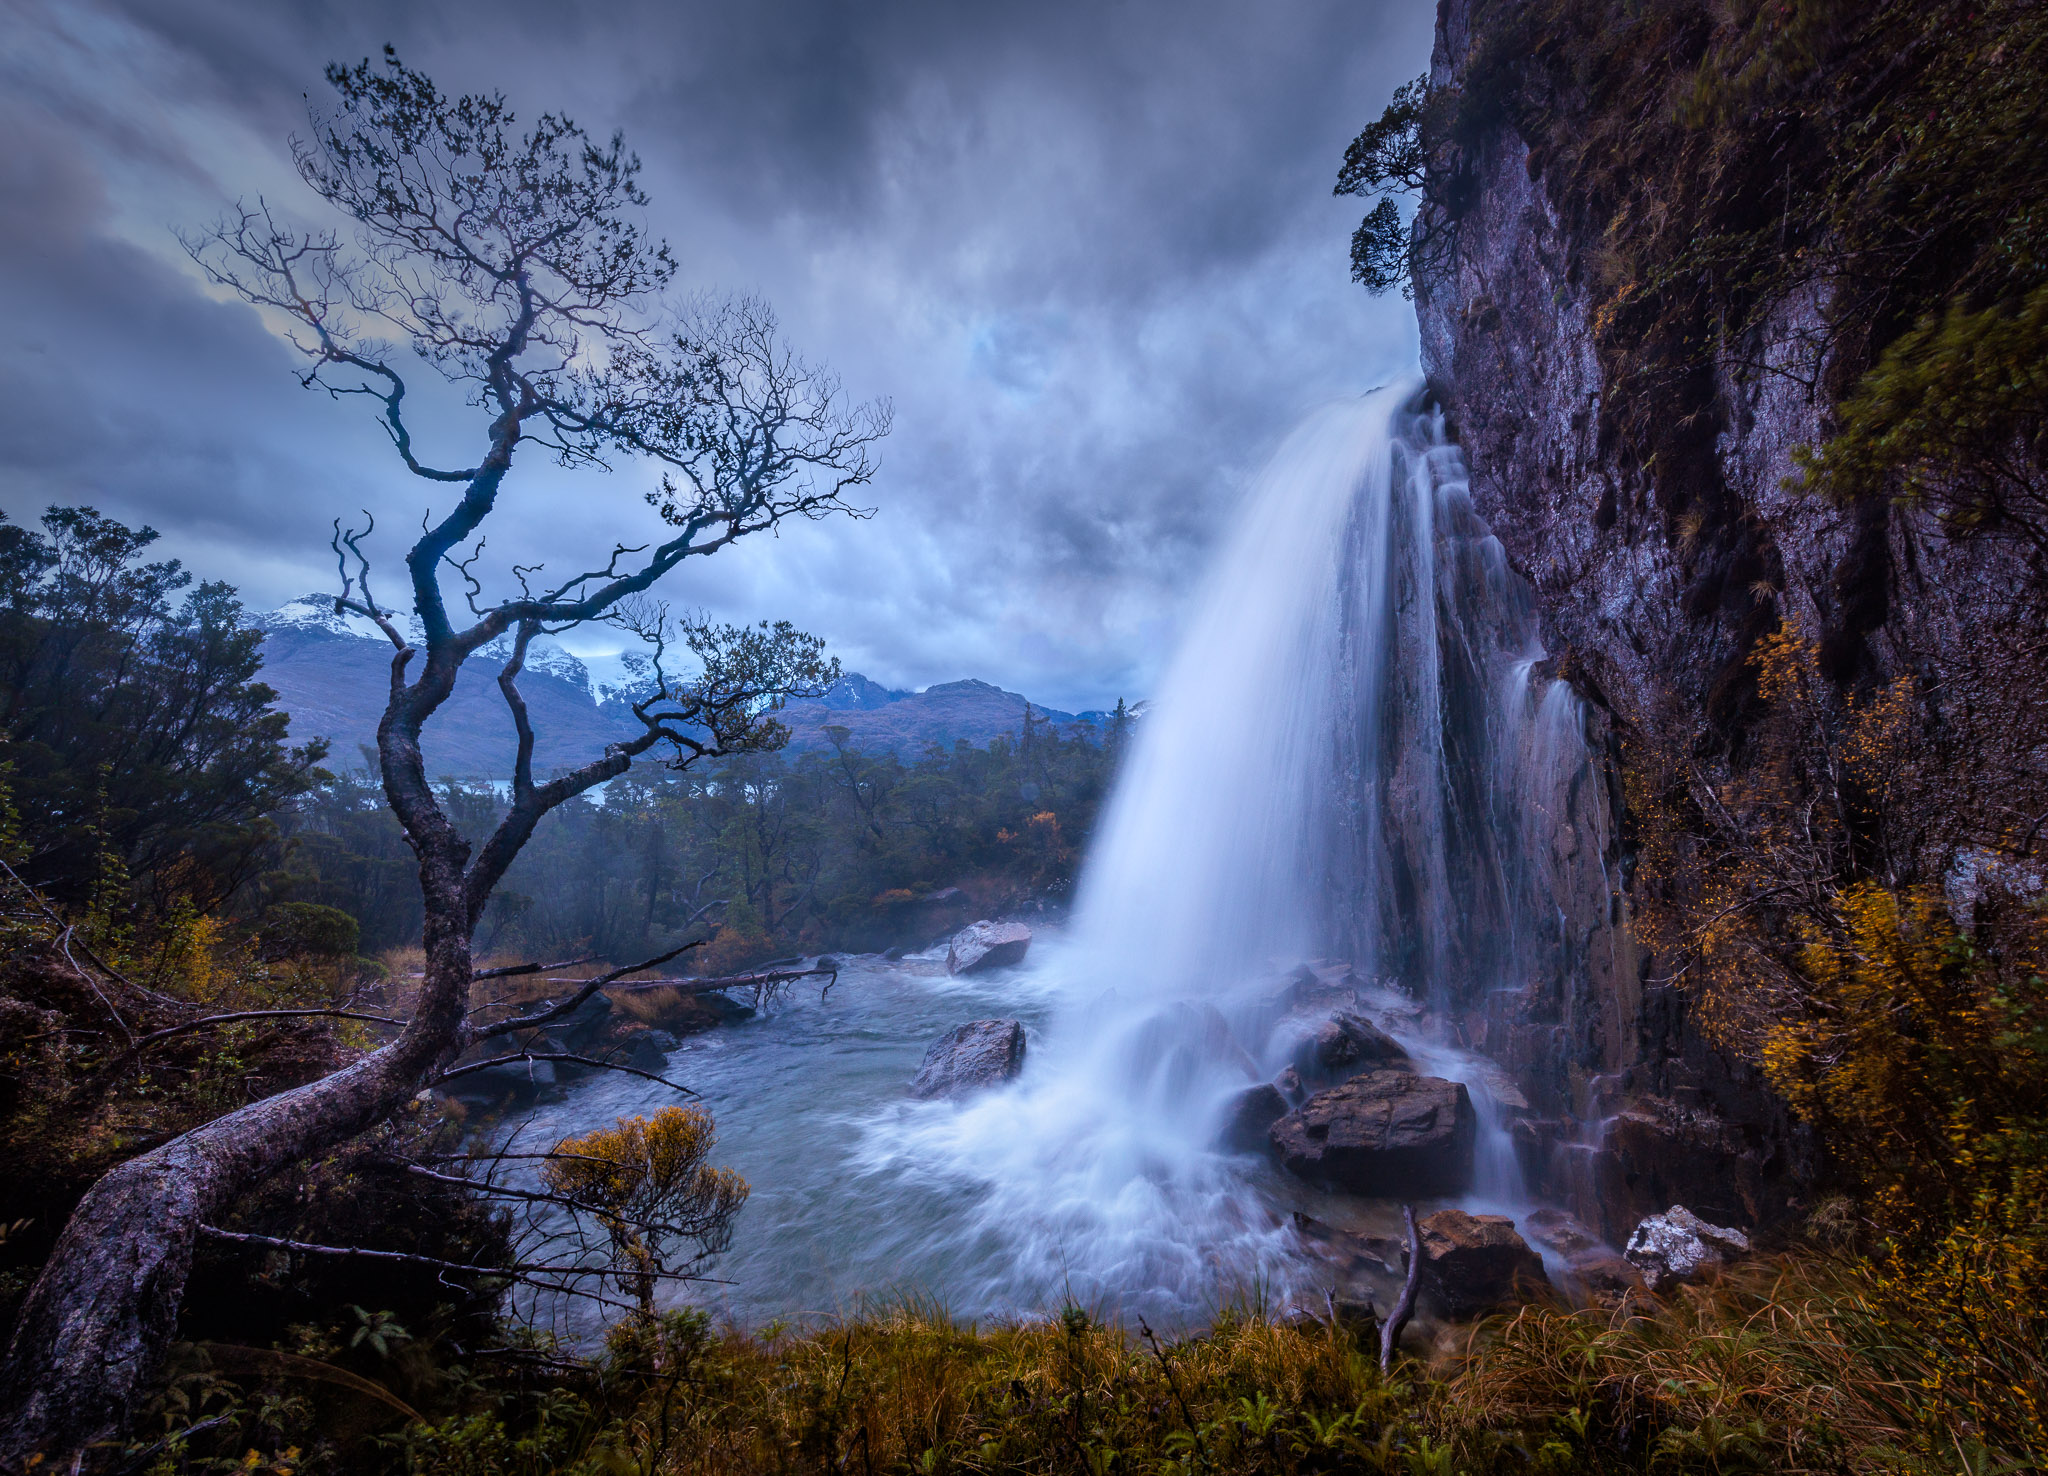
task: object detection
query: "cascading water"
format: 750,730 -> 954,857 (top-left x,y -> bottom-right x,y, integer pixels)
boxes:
866,380 -> 1601,1318
532,381 -> 1608,1330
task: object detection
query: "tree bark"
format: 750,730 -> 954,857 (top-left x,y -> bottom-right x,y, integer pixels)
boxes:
0,651 -> 481,1467
1378,1203 -> 1421,1376
0,895 -> 473,1468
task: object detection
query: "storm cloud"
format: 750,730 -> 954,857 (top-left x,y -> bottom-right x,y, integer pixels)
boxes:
0,0 -> 1429,710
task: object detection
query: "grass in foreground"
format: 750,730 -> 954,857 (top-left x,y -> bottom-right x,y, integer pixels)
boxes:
141,1247 -> 2044,1476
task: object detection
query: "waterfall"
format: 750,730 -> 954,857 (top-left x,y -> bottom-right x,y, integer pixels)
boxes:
877,382 -> 1599,1320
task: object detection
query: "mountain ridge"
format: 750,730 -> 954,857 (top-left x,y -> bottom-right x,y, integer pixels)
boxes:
253,595 -> 1117,777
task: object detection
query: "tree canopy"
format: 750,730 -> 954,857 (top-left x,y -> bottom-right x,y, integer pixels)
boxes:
0,507 -> 324,912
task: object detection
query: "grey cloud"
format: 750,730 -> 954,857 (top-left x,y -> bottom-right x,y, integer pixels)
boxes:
1,0 -> 1427,712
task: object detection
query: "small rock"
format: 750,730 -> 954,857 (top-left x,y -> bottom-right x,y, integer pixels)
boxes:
1563,1250 -> 1643,1300
1218,1083 -> 1288,1151
1274,1064 -> 1305,1103
910,1019 -> 1027,1098
1304,1012 -> 1410,1080
1624,1205 -> 1751,1293
1269,1070 -> 1477,1195
1418,1210 -> 1550,1318
619,1031 -> 673,1072
1522,1207 -> 1600,1257
1291,1212 -> 1407,1278
1474,1063 -> 1533,1119
947,920 -> 1032,975
1281,960 -> 1363,1009
883,946 -> 907,961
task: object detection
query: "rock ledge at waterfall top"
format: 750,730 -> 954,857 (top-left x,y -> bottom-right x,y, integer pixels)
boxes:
1268,1071 -> 1476,1195
910,1019 -> 1027,1098
947,920 -> 1032,975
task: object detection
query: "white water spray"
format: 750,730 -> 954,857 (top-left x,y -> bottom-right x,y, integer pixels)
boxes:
863,382 -> 1598,1320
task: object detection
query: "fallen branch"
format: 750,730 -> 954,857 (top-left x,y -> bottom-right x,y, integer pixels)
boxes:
1379,1204 -> 1421,1376
472,955 -> 599,982
0,858 -> 177,1014
1138,1316 -> 1208,1473
195,1226 -> 718,1287
55,927 -> 132,1043
401,1164 -> 733,1244
596,964 -> 837,996
101,1008 -> 406,1075
431,1050 -> 695,1096
474,938 -> 708,1040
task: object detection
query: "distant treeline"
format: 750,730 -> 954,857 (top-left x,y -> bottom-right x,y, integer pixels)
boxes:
285,715 -> 1128,970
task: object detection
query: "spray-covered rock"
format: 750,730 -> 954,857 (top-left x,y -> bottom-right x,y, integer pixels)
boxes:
946,920 -> 1032,974
1219,1083 -> 1289,1151
1623,1205 -> 1751,1292
1268,1070 -> 1476,1195
910,1019 -> 1027,1098
1297,1011 -> 1410,1084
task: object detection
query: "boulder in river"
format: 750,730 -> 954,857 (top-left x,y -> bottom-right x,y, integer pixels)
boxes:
1417,1209 -> 1549,1317
1624,1205 -> 1751,1293
947,920 -> 1032,975
910,1018 -> 1027,1098
1269,1070 -> 1476,1195
1218,1083 -> 1289,1151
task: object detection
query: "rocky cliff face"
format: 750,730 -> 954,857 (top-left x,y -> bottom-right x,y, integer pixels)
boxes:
1408,0 -> 2041,1239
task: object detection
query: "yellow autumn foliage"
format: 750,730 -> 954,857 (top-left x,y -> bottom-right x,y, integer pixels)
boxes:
544,1108 -> 749,1316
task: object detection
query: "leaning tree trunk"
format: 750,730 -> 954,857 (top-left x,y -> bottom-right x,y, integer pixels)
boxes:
0,872 -> 474,1468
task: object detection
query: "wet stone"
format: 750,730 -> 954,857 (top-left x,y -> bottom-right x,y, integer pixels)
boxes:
910,1018 -> 1027,1098
1219,1083 -> 1289,1151
1269,1070 -> 1477,1196
946,920 -> 1032,975
1418,1209 -> 1550,1318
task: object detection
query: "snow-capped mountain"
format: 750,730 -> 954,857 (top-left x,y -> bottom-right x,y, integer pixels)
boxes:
262,592 -> 422,645
251,595 -> 1128,775
478,633 -> 594,695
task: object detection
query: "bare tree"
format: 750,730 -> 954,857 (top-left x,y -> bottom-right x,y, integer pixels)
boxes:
0,49 -> 887,1465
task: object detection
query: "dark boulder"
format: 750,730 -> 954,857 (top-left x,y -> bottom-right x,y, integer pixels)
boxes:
910,1018 -> 1027,1098
1219,1083 -> 1288,1151
1269,1071 -> 1476,1195
1297,1011 -> 1410,1082
617,1028 -> 676,1073
1417,1209 -> 1549,1317
947,920 -> 1032,975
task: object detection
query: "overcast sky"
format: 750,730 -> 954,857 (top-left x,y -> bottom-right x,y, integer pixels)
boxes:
0,0 -> 1429,712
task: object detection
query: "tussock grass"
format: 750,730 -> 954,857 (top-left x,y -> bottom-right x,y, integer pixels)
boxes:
162,1250 -> 2048,1474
